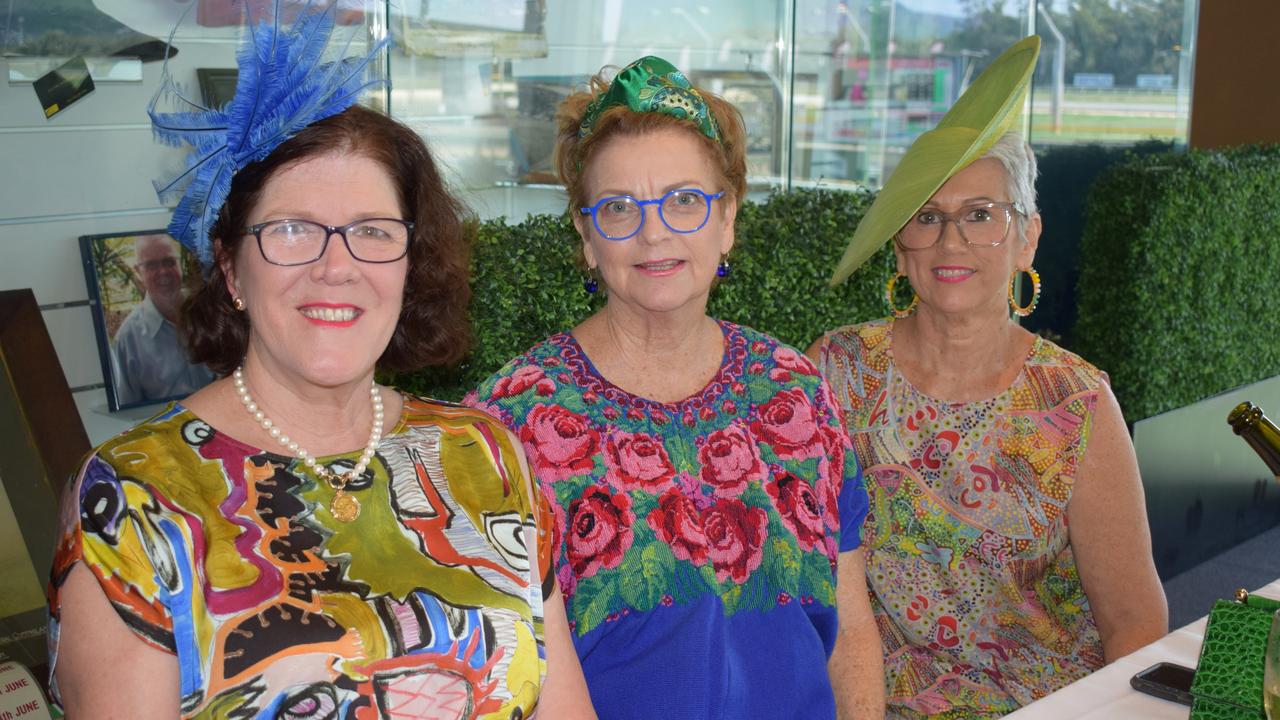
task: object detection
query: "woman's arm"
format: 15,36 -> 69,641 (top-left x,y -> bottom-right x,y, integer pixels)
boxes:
502,428 -> 596,718
1067,382 -> 1168,662
55,563 -> 180,719
807,338 -> 883,716
537,582 -> 597,719
829,548 -> 886,720
804,336 -> 825,366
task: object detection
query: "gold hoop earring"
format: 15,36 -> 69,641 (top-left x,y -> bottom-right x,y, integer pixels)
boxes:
232,297 -> 246,311
1008,267 -> 1041,317
885,272 -> 919,319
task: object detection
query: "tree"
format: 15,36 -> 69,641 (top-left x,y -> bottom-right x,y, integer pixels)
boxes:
943,0 -> 1188,87
1051,0 -> 1187,85
942,0 -> 1028,78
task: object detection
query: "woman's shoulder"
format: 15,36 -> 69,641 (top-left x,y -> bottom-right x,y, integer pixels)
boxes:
395,394 -> 539,504
1026,335 -> 1108,388
726,320 -> 800,357
399,393 -> 522,435
87,403 -> 203,472
719,320 -> 822,376
469,333 -> 575,401
725,319 -> 848,358
810,317 -> 893,371
66,404 -> 210,540
820,317 -> 892,347
721,322 -> 844,410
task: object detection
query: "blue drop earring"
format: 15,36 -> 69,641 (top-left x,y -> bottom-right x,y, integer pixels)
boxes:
583,269 -> 599,294
716,257 -> 730,278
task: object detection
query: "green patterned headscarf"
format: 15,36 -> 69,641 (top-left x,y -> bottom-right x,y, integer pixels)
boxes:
578,55 -> 721,143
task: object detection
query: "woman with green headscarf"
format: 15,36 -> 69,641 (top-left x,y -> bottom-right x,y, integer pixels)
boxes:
467,57 -> 885,718
806,37 -> 1167,718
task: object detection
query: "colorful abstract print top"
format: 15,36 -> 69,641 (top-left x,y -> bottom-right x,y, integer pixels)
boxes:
468,321 -> 868,719
815,319 -> 1106,719
48,397 -> 553,719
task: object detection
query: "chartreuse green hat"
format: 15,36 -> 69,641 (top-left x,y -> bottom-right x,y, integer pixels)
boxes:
829,35 -> 1041,285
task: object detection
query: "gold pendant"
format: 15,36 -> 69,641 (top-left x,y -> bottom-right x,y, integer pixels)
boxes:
330,489 -> 361,523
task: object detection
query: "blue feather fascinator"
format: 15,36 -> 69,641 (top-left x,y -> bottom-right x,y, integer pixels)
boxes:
149,1 -> 390,266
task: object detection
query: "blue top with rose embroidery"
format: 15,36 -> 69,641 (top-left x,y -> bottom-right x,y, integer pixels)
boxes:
467,320 -> 868,719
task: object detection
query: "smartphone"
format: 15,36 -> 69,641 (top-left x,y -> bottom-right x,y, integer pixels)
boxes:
1130,662 -> 1196,706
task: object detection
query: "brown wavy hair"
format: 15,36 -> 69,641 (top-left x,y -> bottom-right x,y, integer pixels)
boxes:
553,67 -> 748,217
182,105 -> 471,376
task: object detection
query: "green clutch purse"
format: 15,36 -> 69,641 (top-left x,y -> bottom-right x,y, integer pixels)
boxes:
1189,588 -> 1280,720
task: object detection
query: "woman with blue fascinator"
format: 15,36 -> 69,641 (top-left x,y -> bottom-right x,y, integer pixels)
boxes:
467,58 -> 885,718
807,37 -> 1166,718
47,4 -> 594,718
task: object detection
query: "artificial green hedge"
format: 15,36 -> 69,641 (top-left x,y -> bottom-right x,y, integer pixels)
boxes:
1073,144 -> 1280,422
389,187 -> 894,400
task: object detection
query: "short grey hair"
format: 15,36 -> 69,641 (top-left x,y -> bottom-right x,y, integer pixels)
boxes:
981,131 -> 1038,218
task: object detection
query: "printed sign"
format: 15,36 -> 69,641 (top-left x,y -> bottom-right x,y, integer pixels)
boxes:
1072,72 -> 1115,89
0,661 -> 50,720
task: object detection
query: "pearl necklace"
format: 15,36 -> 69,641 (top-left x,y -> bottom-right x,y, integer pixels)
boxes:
233,367 -> 383,522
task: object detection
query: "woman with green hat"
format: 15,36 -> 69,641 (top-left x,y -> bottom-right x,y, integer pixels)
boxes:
807,36 -> 1167,717
468,56 -> 885,718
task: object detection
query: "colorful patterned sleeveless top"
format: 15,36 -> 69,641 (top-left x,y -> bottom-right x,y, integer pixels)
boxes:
468,320 -> 869,719
815,319 -> 1106,719
48,396 -> 553,719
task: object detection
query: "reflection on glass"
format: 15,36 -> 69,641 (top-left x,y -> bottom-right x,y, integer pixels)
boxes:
2,0 -> 1202,223
791,0 -> 1033,190
388,0 -> 792,219
375,0 -> 1198,221
1031,0 -> 1194,147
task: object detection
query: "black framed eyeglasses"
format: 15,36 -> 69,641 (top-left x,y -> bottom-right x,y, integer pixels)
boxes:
896,201 -> 1026,251
244,218 -> 414,266
579,188 -> 725,241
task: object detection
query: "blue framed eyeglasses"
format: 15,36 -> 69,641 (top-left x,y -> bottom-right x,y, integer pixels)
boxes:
579,188 -> 725,241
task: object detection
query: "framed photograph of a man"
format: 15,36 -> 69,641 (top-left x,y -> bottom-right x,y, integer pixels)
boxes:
79,230 -> 215,411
